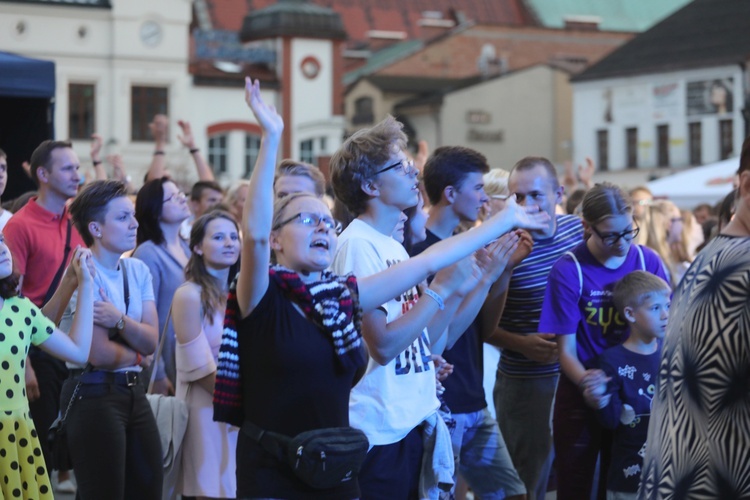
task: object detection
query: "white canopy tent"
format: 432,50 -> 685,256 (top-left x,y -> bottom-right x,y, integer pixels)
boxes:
646,158 -> 739,209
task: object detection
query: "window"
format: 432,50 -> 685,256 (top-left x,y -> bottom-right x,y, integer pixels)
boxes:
689,122 -> 702,165
208,134 -> 228,174
657,125 -> 669,167
69,83 -> 95,140
596,129 -> 608,171
626,127 -> 638,169
300,139 -> 314,164
352,97 -> 374,125
719,119 -> 733,160
131,86 -> 168,141
244,134 -> 261,178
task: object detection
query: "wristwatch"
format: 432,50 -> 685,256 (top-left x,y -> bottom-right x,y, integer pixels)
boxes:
116,314 -> 126,332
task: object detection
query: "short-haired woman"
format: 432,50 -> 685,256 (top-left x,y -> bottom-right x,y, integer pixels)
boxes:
64,180 -> 162,499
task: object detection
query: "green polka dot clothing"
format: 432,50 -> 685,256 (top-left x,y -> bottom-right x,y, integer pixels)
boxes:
0,296 -> 55,499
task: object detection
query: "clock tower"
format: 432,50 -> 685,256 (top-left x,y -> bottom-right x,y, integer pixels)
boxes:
239,0 -> 347,175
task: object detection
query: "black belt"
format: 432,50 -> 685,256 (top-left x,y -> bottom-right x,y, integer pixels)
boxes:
70,369 -> 140,387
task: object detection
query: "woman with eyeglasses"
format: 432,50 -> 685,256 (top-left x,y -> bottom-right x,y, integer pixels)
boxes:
214,78 -> 549,499
133,178 -> 192,394
537,182 -> 669,500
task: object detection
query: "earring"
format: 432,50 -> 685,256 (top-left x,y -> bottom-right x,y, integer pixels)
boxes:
96,233 -> 102,239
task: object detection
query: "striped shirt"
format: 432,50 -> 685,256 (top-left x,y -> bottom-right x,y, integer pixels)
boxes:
498,214 -> 583,378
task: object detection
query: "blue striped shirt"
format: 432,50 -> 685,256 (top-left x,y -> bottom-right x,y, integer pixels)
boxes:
498,214 -> 584,377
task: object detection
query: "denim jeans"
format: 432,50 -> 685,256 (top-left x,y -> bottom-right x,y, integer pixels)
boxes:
452,408 -> 526,499
493,373 -> 558,500
61,376 -> 163,500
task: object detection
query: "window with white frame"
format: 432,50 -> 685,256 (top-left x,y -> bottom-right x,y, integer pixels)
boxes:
300,139 -> 315,164
244,134 -> 261,178
208,134 -> 228,174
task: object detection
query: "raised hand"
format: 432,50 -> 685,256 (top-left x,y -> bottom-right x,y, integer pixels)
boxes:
578,157 -> 595,189
108,154 -> 126,181
149,114 -> 168,143
500,195 -> 550,232
177,120 -> 196,149
73,248 -> 94,287
477,232 -> 520,281
432,254 -> 477,298
245,77 -> 283,138
507,229 -> 534,268
90,134 -> 103,161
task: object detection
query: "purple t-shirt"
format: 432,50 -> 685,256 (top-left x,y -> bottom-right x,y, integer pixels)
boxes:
538,243 -> 668,368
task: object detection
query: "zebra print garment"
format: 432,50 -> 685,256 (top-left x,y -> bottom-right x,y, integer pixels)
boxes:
639,234 -> 750,499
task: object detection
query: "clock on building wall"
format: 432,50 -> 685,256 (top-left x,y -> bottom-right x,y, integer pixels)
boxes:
140,21 -> 163,47
300,56 -> 321,80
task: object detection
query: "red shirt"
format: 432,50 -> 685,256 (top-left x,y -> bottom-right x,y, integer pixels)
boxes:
3,197 -> 86,307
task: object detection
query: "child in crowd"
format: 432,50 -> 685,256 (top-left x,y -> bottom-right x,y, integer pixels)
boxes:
595,271 -> 671,500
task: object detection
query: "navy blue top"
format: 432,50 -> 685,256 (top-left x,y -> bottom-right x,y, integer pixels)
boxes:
597,343 -> 660,493
410,230 -> 486,414
238,278 -> 359,499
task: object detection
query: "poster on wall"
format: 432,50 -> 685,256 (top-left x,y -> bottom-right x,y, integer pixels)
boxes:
686,78 -> 733,115
652,82 -> 680,120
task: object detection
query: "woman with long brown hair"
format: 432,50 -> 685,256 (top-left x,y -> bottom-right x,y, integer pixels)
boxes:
172,210 -> 240,499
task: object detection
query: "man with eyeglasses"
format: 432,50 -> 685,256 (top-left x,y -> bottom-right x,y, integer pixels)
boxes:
488,156 -> 584,499
330,117 -> 476,499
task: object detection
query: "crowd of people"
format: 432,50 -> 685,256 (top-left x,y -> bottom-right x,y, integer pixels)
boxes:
0,76 -> 747,500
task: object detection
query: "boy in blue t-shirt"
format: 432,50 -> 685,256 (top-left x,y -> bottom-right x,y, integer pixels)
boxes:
595,271 -> 671,500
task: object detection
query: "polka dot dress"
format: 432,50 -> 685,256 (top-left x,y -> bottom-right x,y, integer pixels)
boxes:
0,296 -> 55,499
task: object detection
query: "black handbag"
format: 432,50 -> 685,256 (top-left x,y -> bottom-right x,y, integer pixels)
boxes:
242,420 -> 369,490
47,364 -> 92,471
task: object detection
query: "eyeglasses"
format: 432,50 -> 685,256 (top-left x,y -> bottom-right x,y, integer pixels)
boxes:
374,158 -> 416,177
163,191 -> 186,204
273,212 -> 342,234
591,223 -> 640,246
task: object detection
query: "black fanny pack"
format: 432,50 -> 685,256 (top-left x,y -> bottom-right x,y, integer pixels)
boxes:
242,420 -> 369,490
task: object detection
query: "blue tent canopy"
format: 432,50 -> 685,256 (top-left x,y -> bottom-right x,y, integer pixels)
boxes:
0,51 -> 55,98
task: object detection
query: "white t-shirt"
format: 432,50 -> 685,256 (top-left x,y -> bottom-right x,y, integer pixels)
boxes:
331,218 -> 439,445
62,256 -> 155,371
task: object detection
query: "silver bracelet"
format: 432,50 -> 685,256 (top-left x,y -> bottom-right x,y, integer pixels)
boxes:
423,288 -> 445,310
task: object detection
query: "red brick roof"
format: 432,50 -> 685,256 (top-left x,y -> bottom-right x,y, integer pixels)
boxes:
206,0 -> 537,46
374,23 -> 633,80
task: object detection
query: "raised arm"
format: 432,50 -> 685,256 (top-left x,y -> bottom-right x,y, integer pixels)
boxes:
358,196 -> 548,313
145,114 -> 169,181
178,119 -> 215,181
39,250 -> 95,365
236,78 -> 284,319
91,134 -> 108,181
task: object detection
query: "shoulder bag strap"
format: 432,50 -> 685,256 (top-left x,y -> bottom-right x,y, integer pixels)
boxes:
121,262 -> 130,314
148,306 -> 172,393
564,251 -> 583,300
42,219 -> 73,307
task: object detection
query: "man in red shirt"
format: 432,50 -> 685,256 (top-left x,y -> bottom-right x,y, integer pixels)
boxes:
4,140 -> 86,490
